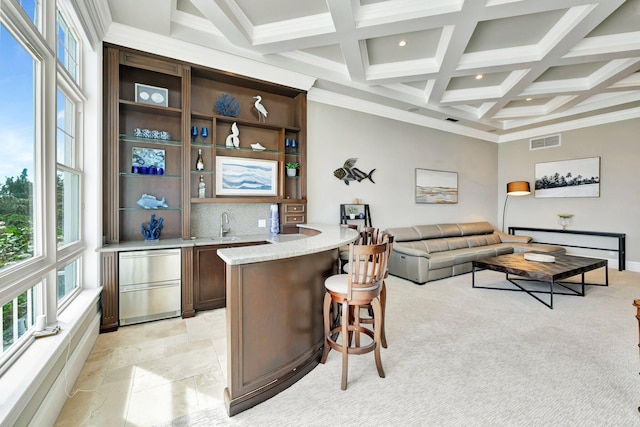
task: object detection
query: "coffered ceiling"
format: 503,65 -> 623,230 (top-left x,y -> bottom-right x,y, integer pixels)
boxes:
104,0 -> 640,141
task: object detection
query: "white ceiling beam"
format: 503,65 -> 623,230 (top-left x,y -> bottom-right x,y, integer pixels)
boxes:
481,1 -> 625,121
189,0 -> 253,48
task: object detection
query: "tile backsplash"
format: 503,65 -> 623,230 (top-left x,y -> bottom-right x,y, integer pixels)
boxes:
190,203 -> 275,238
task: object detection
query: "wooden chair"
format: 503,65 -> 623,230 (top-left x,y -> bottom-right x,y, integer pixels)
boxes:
321,240 -> 388,390
342,229 -> 392,348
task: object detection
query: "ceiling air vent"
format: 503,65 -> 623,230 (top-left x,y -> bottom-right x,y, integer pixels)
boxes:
530,134 -> 561,150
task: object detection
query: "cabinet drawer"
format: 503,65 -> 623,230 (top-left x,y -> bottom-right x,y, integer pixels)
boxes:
283,213 -> 306,224
283,204 -> 305,214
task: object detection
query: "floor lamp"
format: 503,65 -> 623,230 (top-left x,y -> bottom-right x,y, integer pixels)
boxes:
502,181 -> 531,232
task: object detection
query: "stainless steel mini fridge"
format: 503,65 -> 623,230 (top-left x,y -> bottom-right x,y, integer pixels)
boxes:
119,248 -> 181,326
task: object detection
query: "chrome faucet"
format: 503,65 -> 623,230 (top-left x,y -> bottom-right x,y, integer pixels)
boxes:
220,212 -> 230,238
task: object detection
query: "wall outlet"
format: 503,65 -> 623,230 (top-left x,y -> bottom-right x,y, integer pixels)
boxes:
258,219 -> 266,228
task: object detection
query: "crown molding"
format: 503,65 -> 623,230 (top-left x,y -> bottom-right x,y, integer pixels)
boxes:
308,88 -> 499,143
103,23 -> 316,92
497,106 -> 640,142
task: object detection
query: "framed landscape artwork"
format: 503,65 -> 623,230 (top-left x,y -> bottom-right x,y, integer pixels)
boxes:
534,157 -> 600,198
216,156 -> 278,196
415,168 -> 458,204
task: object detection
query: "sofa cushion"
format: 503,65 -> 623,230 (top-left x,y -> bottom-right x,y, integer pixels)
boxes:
495,231 -> 532,243
386,226 -> 421,242
459,222 -> 494,236
436,223 -> 463,237
447,236 -> 469,251
414,224 -> 446,239
424,238 -> 451,253
484,233 -> 502,245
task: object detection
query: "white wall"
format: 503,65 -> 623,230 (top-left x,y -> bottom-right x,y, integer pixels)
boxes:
499,118 -> 640,267
306,102 -> 499,231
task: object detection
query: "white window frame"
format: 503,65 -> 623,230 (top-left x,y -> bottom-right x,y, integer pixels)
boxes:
0,0 -> 88,369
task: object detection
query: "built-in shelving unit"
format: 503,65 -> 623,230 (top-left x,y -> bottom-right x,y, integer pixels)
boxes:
103,44 -> 307,243
101,44 -> 308,331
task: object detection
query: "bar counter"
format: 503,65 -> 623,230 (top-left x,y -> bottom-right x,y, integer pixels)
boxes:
217,224 -> 358,416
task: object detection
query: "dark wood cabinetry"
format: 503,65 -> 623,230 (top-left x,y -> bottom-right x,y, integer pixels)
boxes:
193,241 -> 267,311
101,44 -> 308,331
193,245 -> 227,311
103,47 -> 189,243
104,44 -> 307,244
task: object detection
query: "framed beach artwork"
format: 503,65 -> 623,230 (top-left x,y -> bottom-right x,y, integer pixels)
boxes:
534,157 -> 600,198
415,168 -> 458,204
215,156 -> 278,196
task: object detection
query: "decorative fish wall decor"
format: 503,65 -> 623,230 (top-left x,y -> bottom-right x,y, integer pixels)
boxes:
333,158 -> 375,185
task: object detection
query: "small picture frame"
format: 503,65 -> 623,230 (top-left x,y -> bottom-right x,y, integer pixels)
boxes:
135,83 -> 168,107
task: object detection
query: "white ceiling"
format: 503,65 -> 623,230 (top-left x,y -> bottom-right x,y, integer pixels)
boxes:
104,0 -> 640,141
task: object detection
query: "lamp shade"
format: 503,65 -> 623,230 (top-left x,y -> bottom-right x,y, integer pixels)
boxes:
506,181 -> 530,196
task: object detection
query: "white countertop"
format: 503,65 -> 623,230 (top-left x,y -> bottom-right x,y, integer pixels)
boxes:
97,224 -> 359,265
217,224 -> 358,265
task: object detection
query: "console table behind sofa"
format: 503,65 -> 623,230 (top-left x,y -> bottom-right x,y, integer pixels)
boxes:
509,226 -> 625,271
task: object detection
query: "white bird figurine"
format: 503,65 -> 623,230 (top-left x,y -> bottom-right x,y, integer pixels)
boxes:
253,95 -> 268,122
225,122 -> 239,148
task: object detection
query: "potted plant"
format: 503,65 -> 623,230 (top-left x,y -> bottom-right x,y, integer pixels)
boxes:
285,162 -> 299,177
347,205 -> 358,219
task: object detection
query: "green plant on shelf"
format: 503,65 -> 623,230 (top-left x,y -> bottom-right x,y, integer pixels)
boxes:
285,162 -> 299,169
346,206 -> 358,215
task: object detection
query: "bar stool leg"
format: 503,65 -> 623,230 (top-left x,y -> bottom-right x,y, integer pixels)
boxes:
341,300 -> 349,390
380,282 -> 387,348
372,297 -> 385,379
320,292 -> 332,364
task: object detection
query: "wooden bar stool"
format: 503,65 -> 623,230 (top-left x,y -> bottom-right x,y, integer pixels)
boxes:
320,241 -> 388,390
342,229 -> 392,348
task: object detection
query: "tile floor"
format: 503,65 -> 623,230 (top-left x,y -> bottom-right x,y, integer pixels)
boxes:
54,309 -> 227,426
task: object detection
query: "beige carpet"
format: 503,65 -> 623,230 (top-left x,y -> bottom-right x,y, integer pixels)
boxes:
167,268 -> 640,426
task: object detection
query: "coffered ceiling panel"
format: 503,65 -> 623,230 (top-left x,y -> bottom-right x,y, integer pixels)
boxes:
107,0 -> 640,141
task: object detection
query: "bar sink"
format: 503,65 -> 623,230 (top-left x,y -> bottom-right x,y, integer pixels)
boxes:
211,236 -> 240,242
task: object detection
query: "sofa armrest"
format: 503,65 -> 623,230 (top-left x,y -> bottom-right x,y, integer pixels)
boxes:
392,245 -> 430,258
496,231 -> 532,244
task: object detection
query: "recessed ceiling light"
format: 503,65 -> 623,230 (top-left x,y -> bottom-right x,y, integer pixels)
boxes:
475,74 -> 483,80
398,40 -> 407,47
526,97 -> 532,101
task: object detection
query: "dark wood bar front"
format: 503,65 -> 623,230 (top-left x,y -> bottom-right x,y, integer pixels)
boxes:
217,224 -> 358,416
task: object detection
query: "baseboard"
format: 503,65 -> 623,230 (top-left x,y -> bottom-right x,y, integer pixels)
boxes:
28,312 -> 100,426
0,289 -> 101,427
624,260 -> 640,273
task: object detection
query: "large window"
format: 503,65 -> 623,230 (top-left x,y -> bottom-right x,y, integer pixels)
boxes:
17,0 -> 39,28
1,284 -> 39,353
56,90 -> 80,249
0,25 -> 37,271
56,9 -> 78,82
0,0 -> 87,367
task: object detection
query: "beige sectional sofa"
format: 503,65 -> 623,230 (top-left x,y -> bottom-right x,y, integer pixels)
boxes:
386,222 -> 564,284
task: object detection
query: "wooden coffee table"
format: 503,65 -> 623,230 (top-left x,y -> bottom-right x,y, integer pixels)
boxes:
472,252 -> 608,309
